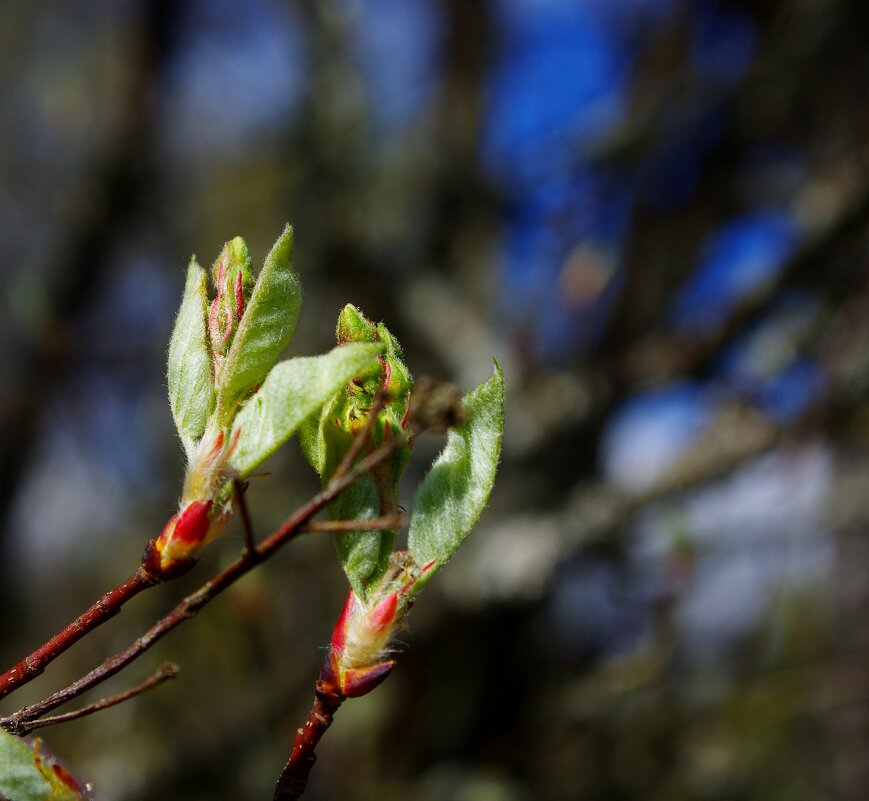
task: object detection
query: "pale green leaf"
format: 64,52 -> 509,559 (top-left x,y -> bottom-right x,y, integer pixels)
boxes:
167,257 -> 214,460
0,732 -> 51,801
216,224 -> 301,423
408,361 -> 504,571
0,732 -> 84,800
229,343 -> 383,478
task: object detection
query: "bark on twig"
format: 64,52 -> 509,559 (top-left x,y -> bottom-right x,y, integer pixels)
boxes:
0,434 -> 408,733
17,663 -> 178,735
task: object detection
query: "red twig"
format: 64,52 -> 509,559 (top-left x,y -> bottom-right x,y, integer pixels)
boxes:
16,662 -> 179,735
0,565 -> 160,701
0,434 -> 407,734
273,684 -> 344,801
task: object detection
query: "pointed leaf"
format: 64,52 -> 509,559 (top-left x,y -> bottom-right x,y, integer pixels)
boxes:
408,361 -> 504,570
216,224 -> 302,423
0,732 -> 84,800
167,257 -> 214,460
229,343 -> 383,478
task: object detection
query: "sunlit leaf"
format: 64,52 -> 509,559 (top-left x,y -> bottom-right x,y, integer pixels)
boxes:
408,361 -> 504,573
216,224 -> 302,423
229,342 -> 383,478
167,257 -> 214,460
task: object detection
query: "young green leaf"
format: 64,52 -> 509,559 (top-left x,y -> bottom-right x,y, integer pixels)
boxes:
407,361 -> 504,572
300,307 -> 414,599
229,342 -> 384,478
167,257 -> 215,460
330,469 -> 393,600
216,224 -> 302,424
0,732 -> 84,800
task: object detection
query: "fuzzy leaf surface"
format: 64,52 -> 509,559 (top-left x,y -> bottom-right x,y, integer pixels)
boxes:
0,733 -> 50,801
0,732 -> 83,800
229,343 -> 383,478
408,361 -> 504,570
216,224 -> 301,423
167,257 -> 214,460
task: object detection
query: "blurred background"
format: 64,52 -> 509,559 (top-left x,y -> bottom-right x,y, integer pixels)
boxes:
0,0 -> 868,799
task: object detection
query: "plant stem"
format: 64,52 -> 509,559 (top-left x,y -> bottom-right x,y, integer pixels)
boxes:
0,434 -> 407,733
0,565 -> 160,701
17,663 -> 179,735
301,514 -> 402,533
331,390 -> 389,484
273,685 -> 344,801
234,479 -> 257,556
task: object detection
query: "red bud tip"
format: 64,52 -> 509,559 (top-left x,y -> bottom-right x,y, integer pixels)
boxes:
331,589 -> 357,653
173,500 -> 213,546
341,660 -> 396,698
366,592 -> 398,633
52,764 -> 82,793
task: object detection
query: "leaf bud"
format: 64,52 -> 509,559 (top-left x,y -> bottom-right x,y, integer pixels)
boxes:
320,553 -> 435,698
208,236 -> 255,380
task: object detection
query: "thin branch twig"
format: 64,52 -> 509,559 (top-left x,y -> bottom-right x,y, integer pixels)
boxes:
0,432 -> 409,733
301,514 -> 402,533
234,479 -> 257,556
17,663 -> 179,735
331,390 -> 389,484
0,565 -> 160,701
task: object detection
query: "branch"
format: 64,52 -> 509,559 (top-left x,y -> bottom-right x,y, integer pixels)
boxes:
331,390 -> 389,484
0,395 -> 398,704
234,479 -> 257,556
0,433 -> 409,733
15,663 -> 178,735
273,685 -> 344,801
301,514 -> 402,533
0,565 -> 160,701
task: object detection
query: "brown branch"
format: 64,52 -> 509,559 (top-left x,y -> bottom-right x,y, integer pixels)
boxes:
16,662 -> 179,736
301,514 -> 402,533
331,390 -> 389,484
0,433 -> 408,734
0,564 -> 160,701
273,685 -> 344,801
0,396 -> 399,705
234,479 -> 257,556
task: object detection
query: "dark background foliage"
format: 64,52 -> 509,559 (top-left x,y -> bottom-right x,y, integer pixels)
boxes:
0,1 -> 868,799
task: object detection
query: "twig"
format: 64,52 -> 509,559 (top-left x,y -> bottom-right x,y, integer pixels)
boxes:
0,565 -> 160,701
16,663 -> 179,735
0,433 -> 409,733
331,390 -> 389,484
301,514 -> 402,533
234,479 -> 257,556
273,685 -> 344,801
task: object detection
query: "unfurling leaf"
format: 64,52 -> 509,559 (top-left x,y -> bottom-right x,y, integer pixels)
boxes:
407,361 -> 504,575
229,342 -> 384,479
167,257 -> 215,461
216,224 -> 302,424
300,306 -> 413,600
208,236 -> 255,380
0,732 -> 85,800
